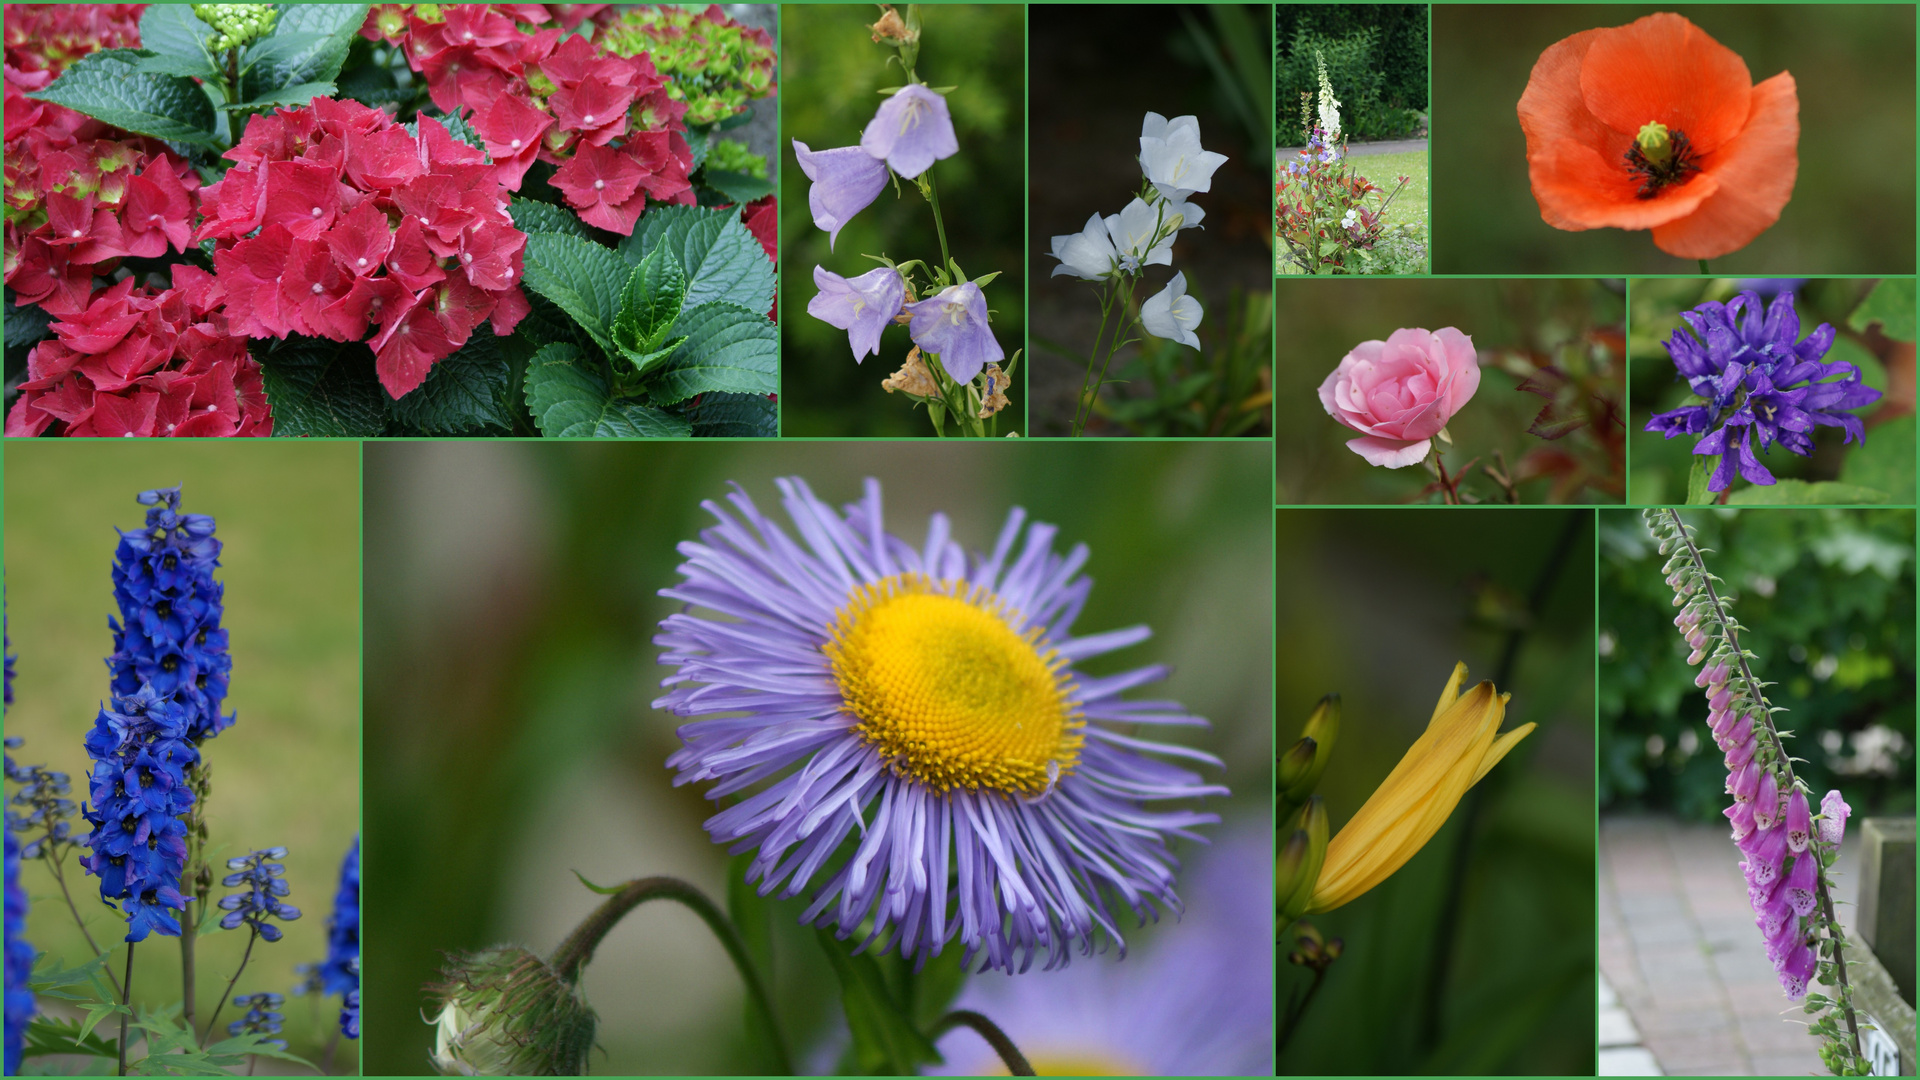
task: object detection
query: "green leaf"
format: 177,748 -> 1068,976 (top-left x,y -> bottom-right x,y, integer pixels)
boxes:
612,243 -> 688,369
1686,456 -> 1716,505
524,342 -> 691,437
1727,480 -> 1890,505
133,52 -> 223,80
815,929 -> 941,1075
386,329 -> 516,434
1848,278 -> 1916,342
238,4 -> 368,103
5,293 -> 54,353
29,948 -> 118,1005
701,167 -> 775,204
646,302 -> 779,404
1838,414 -> 1916,502
621,205 -> 774,313
225,79 -> 335,111
254,337 -> 387,437
22,1017 -> 117,1061
29,50 -> 220,146
137,5 -> 217,72
510,198 -> 592,240
520,233 -> 629,354
688,391 -> 777,437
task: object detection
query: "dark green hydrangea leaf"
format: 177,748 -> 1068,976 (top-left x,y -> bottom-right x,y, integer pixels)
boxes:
254,337 -> 387,437
520,233 -> 629,355
29,50 -> 220,146
646,301 -> 778,405
386,330 -> 516,435
687,391 -> 777,437
524,342 -> 691,438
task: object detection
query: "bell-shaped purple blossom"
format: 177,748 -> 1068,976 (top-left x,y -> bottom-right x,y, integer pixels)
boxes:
1783,849 -> 1819,916
903,281 -> 1003,384
1739,822 -> 1788,890
860,84 -> 958,179
1784,789 -> 1811,852
1724,798 -> 1756,841
792,141 -> 888,252
807,266 -> 905,363
1778,939 -> 1816,1001
1818,790 -> 1851,846
218,847 -> 301,943
1695,660 -> 1729,689
1729,758 -> 1760,802
1724,732 -> 1757,771
1755,891 -> 1794,939
1753,770 -> 1781,829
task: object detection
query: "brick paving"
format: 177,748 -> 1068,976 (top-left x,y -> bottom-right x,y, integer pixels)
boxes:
1600,814 -> 1859,1076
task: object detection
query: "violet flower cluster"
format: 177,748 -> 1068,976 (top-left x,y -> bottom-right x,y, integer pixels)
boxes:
108,487 -> 235,742
226,991 -> 288,1051
1644,290 -> 1881,493
218,847 -> 301,943
79,685 -> 200,941
1651,510 -> 1856,1010
4,740 -> 34,1077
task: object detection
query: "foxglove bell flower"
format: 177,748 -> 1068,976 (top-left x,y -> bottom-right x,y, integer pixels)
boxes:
808,266 -> 906,363
1141,272 -> 1203,350
218,847 -> 301,943
1645,290 -> 1880,492
793,141 -> 889,251
656,478 -> 1227,973
1138,113 -> 1228,200
1819,790 -> 1851,846
903,281 -> 1004,384
1049,213 -> 1119,281
860,84 -> 959,179
109,488 -> 233,743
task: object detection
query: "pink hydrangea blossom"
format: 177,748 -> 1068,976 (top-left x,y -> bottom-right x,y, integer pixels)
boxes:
1317,327 -> 1481,468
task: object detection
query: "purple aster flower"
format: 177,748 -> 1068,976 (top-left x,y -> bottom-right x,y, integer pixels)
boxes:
860,84 -> 959,180
903,281 -> 1004,384
1645,290 -> 1882,492
5,767 -> 33,1077
655,478 -> 1227,975
218,847 -> 301,943
792,140 -> 889,252
807,266 -> 905,363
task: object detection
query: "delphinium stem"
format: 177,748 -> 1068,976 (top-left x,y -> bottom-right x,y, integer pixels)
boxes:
44,844 -> 122,997
1662,509 -> 1864,1069
201,927 -> 259,1046
931,1010 -> 1035,1076
117,942 -> 135,1076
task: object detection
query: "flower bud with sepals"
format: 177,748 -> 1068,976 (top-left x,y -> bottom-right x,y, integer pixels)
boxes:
429,945 -> 595,1076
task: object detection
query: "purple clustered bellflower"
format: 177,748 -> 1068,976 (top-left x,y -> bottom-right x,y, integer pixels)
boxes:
1645,290 -> 1882,493
1654,509 -> 1851,1002
655,478 -> 1226,974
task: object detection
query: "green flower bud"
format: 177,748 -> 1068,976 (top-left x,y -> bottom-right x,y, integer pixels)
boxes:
1636,122 -> 1674,167
1277,796 -> 1329,922
1283,694 -> 1340,804
428,946 -> 596,1076
1276,736 -> 1317,792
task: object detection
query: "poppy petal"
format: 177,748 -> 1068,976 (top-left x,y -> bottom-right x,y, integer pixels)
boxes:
1530,135 -> 1721,230
1579,13 -> 1752,156
1652,73 -> 1800,259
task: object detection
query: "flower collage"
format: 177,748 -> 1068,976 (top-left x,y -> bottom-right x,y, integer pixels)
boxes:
0,4 -> 1915,1080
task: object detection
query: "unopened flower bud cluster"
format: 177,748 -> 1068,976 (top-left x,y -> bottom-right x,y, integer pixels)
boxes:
192,4 -> 278,52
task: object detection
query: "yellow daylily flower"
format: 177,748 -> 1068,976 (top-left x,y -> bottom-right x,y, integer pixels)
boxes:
1305,662 -> 1534,913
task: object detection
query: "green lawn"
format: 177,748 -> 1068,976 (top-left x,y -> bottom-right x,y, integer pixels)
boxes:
1276,145 -> 1431,274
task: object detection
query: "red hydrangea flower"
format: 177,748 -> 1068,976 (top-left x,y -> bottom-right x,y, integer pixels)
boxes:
4,5 -> 145,76
550,141 -> 645,232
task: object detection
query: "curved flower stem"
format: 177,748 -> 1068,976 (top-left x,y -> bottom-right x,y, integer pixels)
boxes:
1276,966 -> 1328,1057
1698,259 -> 1712,275
931,1010 -> 1034,1076
116,942 -> 135,1076
1072,284 -> 1120,436
921,173 -> 953,279
201,927 -> 258,1047
1663,509 -> 1863,1067
549,876 -> 793,1075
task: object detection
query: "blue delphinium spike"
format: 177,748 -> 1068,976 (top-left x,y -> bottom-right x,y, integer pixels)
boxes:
323,838 -> 360,998
341,963 -> 360,1040
226,992 -> 289,1051
109,487 -> 234,743
218,848 -> 301,943
78,685 -> 199,941
5,774 -> 35,1075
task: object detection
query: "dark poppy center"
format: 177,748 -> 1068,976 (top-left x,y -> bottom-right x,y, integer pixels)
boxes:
1624,127 -> 1702,199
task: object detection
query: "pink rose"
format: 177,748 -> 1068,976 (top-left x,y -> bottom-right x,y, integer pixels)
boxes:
1318,327 -> 1481,468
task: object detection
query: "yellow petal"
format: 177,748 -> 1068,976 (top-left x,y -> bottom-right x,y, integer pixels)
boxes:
1428,660 -> 1469,726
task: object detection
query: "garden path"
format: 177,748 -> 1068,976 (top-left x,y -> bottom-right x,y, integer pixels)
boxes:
1275,137 -> 1428,158
1600,815 -> 1858,1076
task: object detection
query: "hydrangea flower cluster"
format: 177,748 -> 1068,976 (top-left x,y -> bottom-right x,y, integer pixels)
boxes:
226,992 -> 288,1051
598,5 -> 777,127
360,4 -> 696,233
1650,508 -> 1864,1064
196,98 -> 532,399
2,4 -> 144,75
1644,290 -> 1881,492
108,488 -> 234,742
78,683 -> 199,941
218,847 -> 301,942
5,274 -> 273,437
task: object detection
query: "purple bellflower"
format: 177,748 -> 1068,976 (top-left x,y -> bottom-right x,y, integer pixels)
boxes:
808,266 -> 906,363
793,141 -> 889,252
1645,290 -> 1881,493
903,281 -> 1003,383
860,84 -> 959,179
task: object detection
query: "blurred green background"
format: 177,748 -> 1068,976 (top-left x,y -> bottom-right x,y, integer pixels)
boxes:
3,441 -> 361,1073
1274,3 -> 1428,145
362,441 -> 1270,1076
1432,5 -> 1917,274
1275,278 -> 1625,504
1275,508 -> 1595,1075
779,5 -> 1026,436
1629,278 -> 1916,506
1599,508 -> 1915,822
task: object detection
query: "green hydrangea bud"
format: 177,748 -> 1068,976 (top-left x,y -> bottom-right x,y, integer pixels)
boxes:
428,946 -> 596,1076
705,139 -> 770,180
192,4 -> 279,52
599,7 -> 777,128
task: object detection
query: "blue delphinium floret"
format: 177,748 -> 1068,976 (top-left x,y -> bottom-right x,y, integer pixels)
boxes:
109,487 -> 234,743
226,992 -> 288,1051
5,757 -> 37,1076
6,746 -> 77,861
341,964 -> 360,1040
219,847 -> 301,942
79,684 -> 199,941
1645,290 -> 1882,492
322,838 -> 359,997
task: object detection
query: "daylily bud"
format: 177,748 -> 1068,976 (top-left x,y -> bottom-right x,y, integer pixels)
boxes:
1278,797 -> 1329,922
428,946 -> 595,1076
1277,737 -> 1317,793
1283,695 -> 1340,804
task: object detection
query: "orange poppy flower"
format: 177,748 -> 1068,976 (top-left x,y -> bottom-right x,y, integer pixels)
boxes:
1518,12 -> 1798,260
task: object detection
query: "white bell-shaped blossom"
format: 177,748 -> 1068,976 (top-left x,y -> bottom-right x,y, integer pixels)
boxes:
1141,271 -> 1203,350
1137,112 -> 1229,200
1103,198 -> 1177,272
1048,212 -> 1119,280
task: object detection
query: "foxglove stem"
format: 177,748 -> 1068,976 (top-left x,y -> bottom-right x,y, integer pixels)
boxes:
1660,509 -> 1863,1068
549,876 -> 792,1075
932,1010 -> 1034,1076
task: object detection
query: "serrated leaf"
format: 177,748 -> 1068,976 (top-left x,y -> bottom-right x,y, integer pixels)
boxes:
139,5 -> 217,67
612,243 -> 688,366
133,51 -> 223,80
646,302 -> 778,404
226,79 -> 335,111
510,197 -> 592,240
1726,479 -> 1890,505
524,342 -> 691,437
22,1017 -> 117,1061
254,337 -> 387,437
702,167 -> 775,204
238,4 -> 367,103
521,232 -> 627,354
1848,278 -> 1915,342
621,205 -> 774,313
689,391 -> 777,437
386,329 -> 515,434
29,50 -> 220,146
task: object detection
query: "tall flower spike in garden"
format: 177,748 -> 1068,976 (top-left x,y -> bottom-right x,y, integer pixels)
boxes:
797,4 -> 1019,437
1647,509 -> 1865,1075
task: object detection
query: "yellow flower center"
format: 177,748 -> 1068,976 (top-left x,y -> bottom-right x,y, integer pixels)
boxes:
824,572 -> 1082,795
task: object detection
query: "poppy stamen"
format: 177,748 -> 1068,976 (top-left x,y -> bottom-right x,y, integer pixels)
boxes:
1624,122 -> 1702,199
